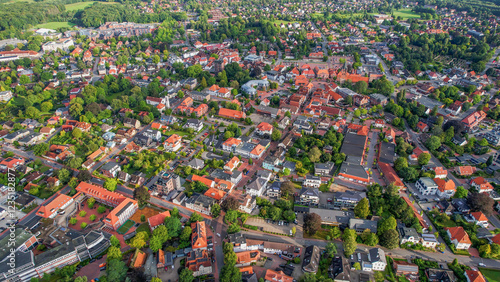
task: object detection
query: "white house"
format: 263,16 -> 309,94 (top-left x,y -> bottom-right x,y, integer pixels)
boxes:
445,227 -> 471,250
303,175 -> 322,188
415,177 -> 438,195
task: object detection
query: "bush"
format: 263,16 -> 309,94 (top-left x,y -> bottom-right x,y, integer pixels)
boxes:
70,218 -> 77,225
141,214 -> 146,222
292,257 -> 301,264
90,214 -> 97,221
97,206 -> 106,214
81,222 -> 88,229
79,211 -> 87,217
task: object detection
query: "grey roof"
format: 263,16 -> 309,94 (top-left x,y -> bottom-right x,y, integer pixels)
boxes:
309,208 -> 354,225
299,187 -> 319,198
256,170 -> 272,179
314,162 -> 334,171
34,242 -> 75,266
339,163 -> 369,180
247,177 -> 268,192
187,158 -> 205,169
101,161 -> 120,171
379,142 -> 396,164
185,193 -> 215,209
334,190 -> 366,202
418,177 -> 437,188
368,248 -> 386,264
398,226 -> 420,240
349,218 -> 378,233
305,175 -> 321,181
341,133 -> 367,159
302,245 -> 320,273
0,228 -> 34,261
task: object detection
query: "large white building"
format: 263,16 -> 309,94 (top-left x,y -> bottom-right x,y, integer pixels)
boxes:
42,39 -> 74,52
415,177 -> 438,195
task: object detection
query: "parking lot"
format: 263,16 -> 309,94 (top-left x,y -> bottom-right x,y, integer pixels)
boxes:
245,217 -> 296,236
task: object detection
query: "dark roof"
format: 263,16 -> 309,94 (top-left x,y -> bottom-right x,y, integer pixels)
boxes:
302,245 -> 320,273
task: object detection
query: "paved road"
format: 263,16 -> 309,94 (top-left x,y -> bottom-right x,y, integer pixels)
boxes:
2,146 -> 65,170
240,228 -> 500,269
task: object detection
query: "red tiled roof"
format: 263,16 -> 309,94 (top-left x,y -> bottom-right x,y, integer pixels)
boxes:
445,226 -> 471,245
465,270 -> 486,282
148,210 -> 171,229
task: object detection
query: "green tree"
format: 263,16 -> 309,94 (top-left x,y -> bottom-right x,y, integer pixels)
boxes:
377,216 -> 397,235
180,226 -> 192,242
418,152 -> 431,166
72,128 -> 82,139
110,235 -> 120,247
354,198 -> 370,219
454,186 -> 468,198
304,213 -> 321,235
425,136 -> 441,151
271,129 -> 282,141
179,268 -> 195,282
107,246 -> 123,260
342,228 -> 357,256
104,178 -> 117,191
164,216 -> 182,237
189,212 -> 204,223
211,203 -> 221,217
87,197 -> 96,209
149,236 -> 163,252
133,186 -> 150,207
325,242 -> 337,257
107,259 -> 128,282
380,229 -> 399,249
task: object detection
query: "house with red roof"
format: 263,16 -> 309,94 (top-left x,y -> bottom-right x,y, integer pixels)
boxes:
461,111 -> 486,132
0,157 -> 24,171
148,210 -> 171,231
470,211 -> 489,228
465,270 -> 486,282
191,221 -> 208,250
456,166 -> 476,176
224,156 -> 241,171
409,147 -> 429,162
430,167 -> 448,179
164,134 -> 182,152
218,108 -> 246,119
378,162 -> 405,190
222,137 -> 242,152
104,198 -> 138,230
256,122 -> 273,135
471,177 -> 494,193
445,227 -> 471,249
204,187 -> 226,201
36,193 -> 74,218
416,121 -> 429,132
434,178 -> 456,199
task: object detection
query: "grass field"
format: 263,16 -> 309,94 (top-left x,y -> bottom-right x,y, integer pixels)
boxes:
65,1 -> 97,11
393,8 -> 421,19
35,22 -> 76,29
65,1 -> 118,11
479,268 -> 500,281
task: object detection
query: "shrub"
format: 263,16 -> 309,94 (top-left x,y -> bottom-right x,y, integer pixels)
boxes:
70,218 -> 77,225
81,222 -> 88,229
90,214 -> 97,221
79,211 -> 87,217
97,206 -> 106,214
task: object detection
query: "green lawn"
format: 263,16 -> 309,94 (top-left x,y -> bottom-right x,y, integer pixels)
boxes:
64,1 -> 118,11
65,1 -> 97,11
163,130 -> 188,136
393,9 -> 421,19
35,22 -> 76,29
479,268 -> 500,281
